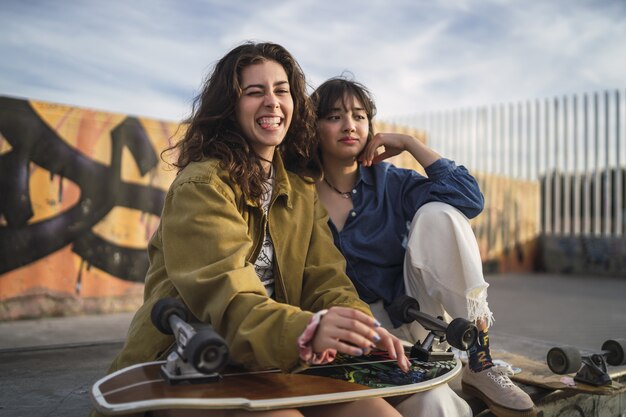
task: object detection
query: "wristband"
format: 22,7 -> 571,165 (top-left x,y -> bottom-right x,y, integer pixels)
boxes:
297,309 -> 336,365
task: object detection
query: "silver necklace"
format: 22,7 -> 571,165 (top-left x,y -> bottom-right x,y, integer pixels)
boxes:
324,177 -> 352,199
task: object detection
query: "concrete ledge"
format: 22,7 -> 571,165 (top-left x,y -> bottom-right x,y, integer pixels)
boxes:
0,291 -> 142,320
539,235 -> 626,277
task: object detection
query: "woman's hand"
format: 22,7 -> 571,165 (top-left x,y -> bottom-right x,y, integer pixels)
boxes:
361,133 -> 412,166
360,133 -> 440,168
311,306 -> 410,372
372,326 -> 411,372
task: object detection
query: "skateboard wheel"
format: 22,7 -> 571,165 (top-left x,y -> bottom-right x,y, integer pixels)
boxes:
446,318 -> 478,351
602,339 -> 626,366
388,295 -> 421,324
151,298 -> 189,335
547,346 -> 581,374
186,327 -> 230,374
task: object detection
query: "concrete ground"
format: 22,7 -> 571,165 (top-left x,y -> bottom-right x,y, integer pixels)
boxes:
1,272 -> 625,417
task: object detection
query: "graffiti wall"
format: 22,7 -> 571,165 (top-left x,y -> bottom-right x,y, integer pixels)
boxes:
0,96 -> 181,319
0,99 -> 542,320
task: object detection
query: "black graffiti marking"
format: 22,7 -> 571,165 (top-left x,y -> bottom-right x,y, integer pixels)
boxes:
73,233 -> 150,287
0,96 -> 166,283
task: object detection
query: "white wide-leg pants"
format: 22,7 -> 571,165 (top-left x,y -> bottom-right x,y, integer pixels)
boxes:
369,202 -> 493,417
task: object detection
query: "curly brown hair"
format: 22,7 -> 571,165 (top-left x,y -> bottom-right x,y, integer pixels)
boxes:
165,41 -> 321,202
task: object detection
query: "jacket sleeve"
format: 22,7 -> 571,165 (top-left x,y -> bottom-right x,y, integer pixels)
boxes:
161,177 -> 312,371
299,192 -> 372,316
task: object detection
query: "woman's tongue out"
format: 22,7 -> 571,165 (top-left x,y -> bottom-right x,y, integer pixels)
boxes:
258,116 -> 281,129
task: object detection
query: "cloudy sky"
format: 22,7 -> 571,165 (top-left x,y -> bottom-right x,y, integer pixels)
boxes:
1,0 -> 625,123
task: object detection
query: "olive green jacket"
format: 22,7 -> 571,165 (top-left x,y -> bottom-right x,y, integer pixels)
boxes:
107,153 -> 370,377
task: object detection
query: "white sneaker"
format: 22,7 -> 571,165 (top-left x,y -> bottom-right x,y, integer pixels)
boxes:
461,365 -> 537,417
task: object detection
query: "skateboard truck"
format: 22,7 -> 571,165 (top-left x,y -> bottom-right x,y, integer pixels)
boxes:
152,298 -> 230,384
389,295 -> 478,362
547,339 -> 626,387
574,354 -> 610,386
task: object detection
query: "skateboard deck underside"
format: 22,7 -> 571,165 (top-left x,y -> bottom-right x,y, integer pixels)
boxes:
92,357 -> 461,414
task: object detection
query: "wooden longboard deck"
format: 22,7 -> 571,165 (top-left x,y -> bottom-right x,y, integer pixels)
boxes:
92,355 -> 461,415
496,351 -> 626,395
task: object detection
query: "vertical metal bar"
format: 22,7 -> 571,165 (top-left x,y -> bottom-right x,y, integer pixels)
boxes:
505,103 -> 510,177
573,95 -> 581,236
433,111 -> 440,153
554,97 -> 561,234
426,112 -> 433,150
464,109 -> 470,168
478,107 -> 486,174
513,102 -> 524,179
518,102 -> 523,179
516,100 -> 525,240
448,109 -> 454,157
616,90 -> 623,236
461,108 -> 468,167
458,108 -> 463,162
520,101 -> 526,180
447,109 -> 453,159
487,105 -> 494,175
526,101 -> 532,180
509,103 -> 515,178
437,111 -> 443,153
494,105 -> 500,176
493,104 -> 498,176
594,92 -> 601,236
604,90 -> 612,236
449,110 -> 456,161
563,96 -> 571,235
545,98 -> 552,234
455,109 -> 461,163
434,111 -> 441,154
484,106 -> 490,175
502,103 -> 507,177
495,105 -> 501,176
439,111 -> 450,157
583,94 -> 592,236
438,111 -> 444,153
536,99 -> 542,234
427,112 -> 434,151
459,108 -> 465,166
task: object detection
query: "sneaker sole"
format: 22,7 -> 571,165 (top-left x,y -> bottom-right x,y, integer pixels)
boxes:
462,381 -> 538,417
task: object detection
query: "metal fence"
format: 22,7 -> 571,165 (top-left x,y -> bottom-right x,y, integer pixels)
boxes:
390,89 -> 626,238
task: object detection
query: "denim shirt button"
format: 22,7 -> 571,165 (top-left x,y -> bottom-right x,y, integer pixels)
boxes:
352,189 -> 357,194
350,211 -> 356,217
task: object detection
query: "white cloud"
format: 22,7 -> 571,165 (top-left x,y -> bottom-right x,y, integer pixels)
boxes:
0,0 -> 624,122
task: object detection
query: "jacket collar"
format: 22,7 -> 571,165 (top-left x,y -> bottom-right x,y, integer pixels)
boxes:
272,151 -> 293,209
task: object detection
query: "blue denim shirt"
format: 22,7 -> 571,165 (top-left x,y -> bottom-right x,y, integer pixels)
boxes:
327,158 -> 484,325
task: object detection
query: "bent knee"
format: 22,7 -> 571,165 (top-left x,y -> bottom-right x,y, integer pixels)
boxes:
415,202 -> 465,221
410,202 -> 469,236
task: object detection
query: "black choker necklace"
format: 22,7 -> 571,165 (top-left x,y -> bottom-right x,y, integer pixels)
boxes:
256,154 -> 273,164
255,153 -> 273,179
324,177 -> 352,199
